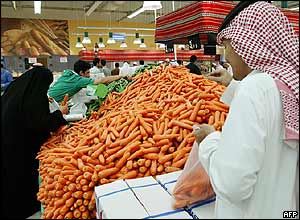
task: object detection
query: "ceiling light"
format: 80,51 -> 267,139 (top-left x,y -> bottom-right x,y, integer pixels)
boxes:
107,32 -> 116,44
98,37 -> 105,48
75,37 -> 84,48
82,32 -> 91,44
34,1 -> 41,14
128,7 -> 145,19
143,1 -> 162,10
140,38 -> 146,48
290,6 -> 299,11
120,41 -> 128,48
133,33 -> 141,44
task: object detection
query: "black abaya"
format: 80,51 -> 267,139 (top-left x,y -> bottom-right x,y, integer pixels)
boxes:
1,67 -> 67,218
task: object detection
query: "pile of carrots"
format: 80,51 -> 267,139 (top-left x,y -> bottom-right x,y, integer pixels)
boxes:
37,65 -> 229,219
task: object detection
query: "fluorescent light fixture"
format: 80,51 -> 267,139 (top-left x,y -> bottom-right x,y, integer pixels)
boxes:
290,7 -> 299,11
75,37 -> 84,48
107,32 -> 116,44
143,1 -> 162,10
120,42 -> 128,48
128,7 -> 145,19
86,1 -> 103,16
133,33 -> 141,44
77,26 -> 155,31
98,37 -> 105,48
140,38 -> 146,48
34,1 -> 41,14
82,32 -> 91,44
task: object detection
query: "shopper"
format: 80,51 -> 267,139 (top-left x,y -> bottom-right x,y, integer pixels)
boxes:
90,58 -> 104,79
48,60 -> 129,103
101,59 -> 111,77
1,63 -> 13,91
186,55 -> 201,75
177,60 -> 183,66
215,60 -> 225,71
120,61 -> 135,76
195,1 -> 299,218
111,62 -> 120,75
1,66 -> 68,218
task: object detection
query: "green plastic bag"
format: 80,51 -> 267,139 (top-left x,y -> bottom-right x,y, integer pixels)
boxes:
96,84 -> 108,98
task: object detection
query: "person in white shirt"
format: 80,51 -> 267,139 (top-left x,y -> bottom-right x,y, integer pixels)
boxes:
90,58 -> 105,80
120,61 -> 135,77
195,1 -> 298,219
100,59 -> 111,77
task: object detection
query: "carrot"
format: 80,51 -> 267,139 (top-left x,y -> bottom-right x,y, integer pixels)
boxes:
126,160 -> 133,170
213,111 -> 221,129
172,157 -> 188,168
165,166 -> 181,173
73,209 -> 81,219
122,170 -> 138,179
98,154 -> 105,165
83,191 -> 93,200
98,167 -> 119,179
150,160 -> 157,175
125,117 -> 139,137
139,166 -> 147,173
155,139 -> 169,147
145,159 -> 152,168
137,158 -> 146,167
127,149 -> 144,161
172,105 -> 187,117
208,115 -> 214,125
190,101 -> 202,121
153,134 -> 179,141
171,120 -> 193,130
143,153 -> 159,160
116,152 -> 131,169
73,191 -> 83,199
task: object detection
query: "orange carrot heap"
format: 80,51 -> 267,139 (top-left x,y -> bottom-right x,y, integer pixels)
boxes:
37,65 -> 229,219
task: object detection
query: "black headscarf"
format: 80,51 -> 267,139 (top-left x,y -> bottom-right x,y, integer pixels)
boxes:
1,67 -> 67,218
218,1 -> 272,33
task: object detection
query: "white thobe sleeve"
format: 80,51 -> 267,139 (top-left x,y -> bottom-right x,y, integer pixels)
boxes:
199,89 -> 266,204
220,79 -> 239,106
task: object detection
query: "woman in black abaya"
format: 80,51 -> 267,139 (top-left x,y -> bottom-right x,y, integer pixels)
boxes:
1,67 -> 68,218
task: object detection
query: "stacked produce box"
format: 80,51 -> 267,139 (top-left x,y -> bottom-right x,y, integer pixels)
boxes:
37,65 -> 229,219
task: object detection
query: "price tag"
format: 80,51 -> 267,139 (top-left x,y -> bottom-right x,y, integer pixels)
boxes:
60,56 -> 68,63
28,57 -> 37,63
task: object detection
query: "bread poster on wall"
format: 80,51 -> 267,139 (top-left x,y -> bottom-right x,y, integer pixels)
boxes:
1,18 -> 69,56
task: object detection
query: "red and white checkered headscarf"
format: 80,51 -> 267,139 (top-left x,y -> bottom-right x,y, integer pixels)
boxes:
217,1 -> 299,142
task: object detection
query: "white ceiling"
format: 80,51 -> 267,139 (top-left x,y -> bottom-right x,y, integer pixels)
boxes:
1,1 -> 298,24
1,1 -> 195,24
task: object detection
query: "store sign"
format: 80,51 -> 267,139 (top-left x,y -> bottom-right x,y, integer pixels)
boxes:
60,56 -> 68,63
165,41 -> 174,53
188,34 -> 201,50
28,57 -> 37,63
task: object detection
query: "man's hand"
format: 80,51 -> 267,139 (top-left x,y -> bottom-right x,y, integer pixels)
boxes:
59,104 -> 69,115
123,75 -> 132,81
48,96 -> 54,103
206,69 -> 232,86
194,124 -> 215,143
